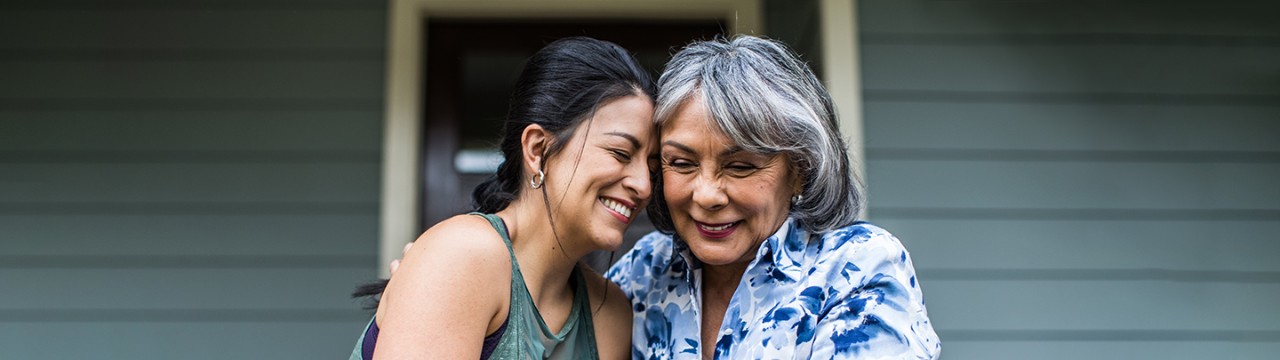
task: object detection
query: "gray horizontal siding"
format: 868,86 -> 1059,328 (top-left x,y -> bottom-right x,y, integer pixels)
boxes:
869,161 -> 1280,209
0,268 -> 371,309
0,215 -> 376,256
859,0 -> 1279,358
863,44 -> 1280,95
0,111 -> 382,151
0,61 -> 383,98
0,10 -> 385,49
1,163 -> 379,202
860,1 -> 1280,36
866,102 -> 1280,152
926,280 -> 1280,330
0,1 -> 385,358
940,341 -> 1280,360
0,322 -> 366,360
880,219 -> 1280,272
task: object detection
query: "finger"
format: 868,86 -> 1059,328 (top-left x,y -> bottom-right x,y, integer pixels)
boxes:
402,242 -> 414,255
389,259 -> 400,276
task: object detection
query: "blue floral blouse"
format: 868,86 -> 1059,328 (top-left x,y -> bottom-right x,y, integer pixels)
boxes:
606,219 -> 940,359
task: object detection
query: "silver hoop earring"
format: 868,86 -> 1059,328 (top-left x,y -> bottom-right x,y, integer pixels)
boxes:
530,169 -> 545,189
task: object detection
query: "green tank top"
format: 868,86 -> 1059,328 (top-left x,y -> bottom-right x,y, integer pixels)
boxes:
349,213 -> 599,359
480,213 -> 599,359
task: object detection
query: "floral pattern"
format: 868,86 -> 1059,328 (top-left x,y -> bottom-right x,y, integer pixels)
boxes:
606,219 -> 940,359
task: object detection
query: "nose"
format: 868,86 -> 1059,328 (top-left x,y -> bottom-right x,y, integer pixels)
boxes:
691,170 -> 727,210
622,160 -> 652,202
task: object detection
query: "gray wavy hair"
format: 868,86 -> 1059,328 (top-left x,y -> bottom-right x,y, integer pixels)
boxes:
647,35 -> 862,233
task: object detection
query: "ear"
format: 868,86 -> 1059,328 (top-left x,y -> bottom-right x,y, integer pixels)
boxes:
788,157 -> 805,197
520,124 -> 551,174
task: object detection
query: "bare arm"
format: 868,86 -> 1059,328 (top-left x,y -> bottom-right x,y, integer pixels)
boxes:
372,215 -> 510,359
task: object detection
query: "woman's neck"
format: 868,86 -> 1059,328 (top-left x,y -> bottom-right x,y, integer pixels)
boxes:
699,260 -> 750,359
496,199 -> 586,304
701,260 -> 749,303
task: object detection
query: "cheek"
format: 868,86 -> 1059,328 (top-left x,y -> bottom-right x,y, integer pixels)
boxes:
662,173 -> 692,208
733,179 -> 788,214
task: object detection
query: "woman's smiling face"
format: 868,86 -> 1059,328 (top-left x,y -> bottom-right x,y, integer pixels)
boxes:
541,94 -> 657,252
658,95 -> 799,267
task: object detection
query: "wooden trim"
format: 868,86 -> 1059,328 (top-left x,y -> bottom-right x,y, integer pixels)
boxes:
379,0 -> 763,277
820,0 -> 865,219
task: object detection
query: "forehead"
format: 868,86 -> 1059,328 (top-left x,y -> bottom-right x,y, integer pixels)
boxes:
586,95 -> 656,139
660,95 -> 733,148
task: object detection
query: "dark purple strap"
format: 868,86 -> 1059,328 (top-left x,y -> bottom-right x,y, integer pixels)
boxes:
360,317 -> 509,359
479,318 -> 509,360
361,318 -> 379,359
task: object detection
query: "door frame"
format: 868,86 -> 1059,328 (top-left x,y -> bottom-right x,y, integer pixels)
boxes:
377,0 -> 862,275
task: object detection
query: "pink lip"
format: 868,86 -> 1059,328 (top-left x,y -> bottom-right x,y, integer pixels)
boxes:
695,221 -> 738,239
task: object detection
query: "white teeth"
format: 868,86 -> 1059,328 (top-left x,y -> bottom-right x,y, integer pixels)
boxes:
702,222 -> 734,231
601,198 -> 632,218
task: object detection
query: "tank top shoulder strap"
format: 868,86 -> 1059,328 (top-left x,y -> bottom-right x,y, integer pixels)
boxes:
469,212 -> 520,273
570,265 -> 597,336
564,265 -> 600,358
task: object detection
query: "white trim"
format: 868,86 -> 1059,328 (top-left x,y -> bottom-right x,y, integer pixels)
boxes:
379,0 -> 763,277
819,0 -> 865,219
378,0 -> 422,278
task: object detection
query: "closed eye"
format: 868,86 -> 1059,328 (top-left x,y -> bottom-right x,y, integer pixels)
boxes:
664,158 -> 697,173
724,163 -> 759,176
609,149 -> 633,162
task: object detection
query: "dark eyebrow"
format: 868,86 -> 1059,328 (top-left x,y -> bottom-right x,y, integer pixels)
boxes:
662,141 -> 748,158
662,140 -> 694,154
605,132 -> 641,148
719,146 -> 745,158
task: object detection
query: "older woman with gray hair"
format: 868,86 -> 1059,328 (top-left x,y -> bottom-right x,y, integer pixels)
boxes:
605,35 -> 940,358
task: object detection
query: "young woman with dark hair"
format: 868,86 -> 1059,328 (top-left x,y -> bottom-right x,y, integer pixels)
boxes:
349,37 -> 657,360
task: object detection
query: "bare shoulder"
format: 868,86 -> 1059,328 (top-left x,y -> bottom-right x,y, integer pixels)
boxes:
395,213 -> 510,290
418,214 -> 507,250
372,214 -> 513,358
581,266 -> 633,360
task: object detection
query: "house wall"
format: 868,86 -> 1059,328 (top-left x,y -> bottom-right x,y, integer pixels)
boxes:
857,1 -> 1280,358
0,1 -> 385,358
5,0 -> 1277,358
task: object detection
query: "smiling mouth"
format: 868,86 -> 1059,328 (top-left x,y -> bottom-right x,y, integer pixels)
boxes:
699,222 -> 735,231
695,221 -> 739,238
600,197 -> 634,219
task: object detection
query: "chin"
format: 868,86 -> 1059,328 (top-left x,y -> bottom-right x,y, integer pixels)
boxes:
684,242 -> 748,267
588,229 -> 626,251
